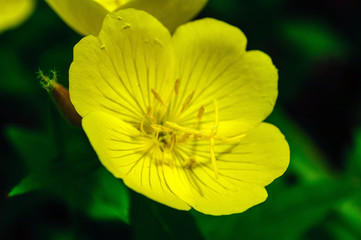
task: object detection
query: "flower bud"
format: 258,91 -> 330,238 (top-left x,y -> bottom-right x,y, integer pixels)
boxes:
39,70 -> 82,126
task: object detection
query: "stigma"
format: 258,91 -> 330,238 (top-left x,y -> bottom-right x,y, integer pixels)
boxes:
140,79 -> 243,178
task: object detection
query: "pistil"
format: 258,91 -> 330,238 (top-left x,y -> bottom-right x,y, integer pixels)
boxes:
141,81 -> 243,178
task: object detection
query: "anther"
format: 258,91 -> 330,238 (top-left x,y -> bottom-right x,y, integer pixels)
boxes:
151,124 -> 173,133
151,88 -> 166,106
177,133 -> 191,143
174,79 -> 180,96
197,106 -> 205,122
181,91 -> 195,112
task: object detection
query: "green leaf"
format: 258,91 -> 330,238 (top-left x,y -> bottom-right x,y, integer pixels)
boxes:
268,108 -> 332,182
193,179 -> 360,240
334,200 -> 361,238
5,126 -> 57,171
281,19 -> 350,60
75,168 -> 130,223
130,191 -> 204,240
0,48 -> 38,97
345,128 -> 361,175
8,153 -> 97,197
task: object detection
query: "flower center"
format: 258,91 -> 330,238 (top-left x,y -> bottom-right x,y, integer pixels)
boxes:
139,79 -> 243,178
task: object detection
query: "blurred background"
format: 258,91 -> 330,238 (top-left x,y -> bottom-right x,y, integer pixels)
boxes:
1,0 -> 361,239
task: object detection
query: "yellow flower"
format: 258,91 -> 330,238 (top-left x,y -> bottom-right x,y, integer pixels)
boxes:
45,0 -> 208,35
0,0 -> 35,33
69,9 -> 290,215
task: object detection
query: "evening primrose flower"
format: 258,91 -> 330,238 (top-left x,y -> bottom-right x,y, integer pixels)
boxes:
45,0 -> 207,35
0,0 -> 35,33
70,9 -> 290,215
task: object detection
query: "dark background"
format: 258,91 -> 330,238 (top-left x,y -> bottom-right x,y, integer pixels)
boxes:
1,0 -> 361,239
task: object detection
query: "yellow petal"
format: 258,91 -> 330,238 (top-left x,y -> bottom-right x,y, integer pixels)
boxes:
164,123 -> 289,215
70,9 -> 176,127
93,0 -> 125,12
46,0 -> 207,35
0,0 -> 35,33
120,0 -> 208,32
169,18 -> 278,135
45,0 -> 108,36
82,111 -> 191,211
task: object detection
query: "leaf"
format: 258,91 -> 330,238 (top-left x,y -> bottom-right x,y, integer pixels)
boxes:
130,191 -> 204,240
193,179 -> 360,240
73,168 -> 131,223
6,109 -> 98,196
8,153 -> 97,197
267,108 -> 332,182
0,48 -> 38,97
5,126 -> 57,171
281,19 -> 350,60
345,128 -> 361,175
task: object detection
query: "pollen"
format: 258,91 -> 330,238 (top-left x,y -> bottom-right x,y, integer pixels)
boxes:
174,79 -> 180,96
181,91 -> 195,113
151,88 -> 166,106
197,106 -> 205,122
141,81 -> 242,178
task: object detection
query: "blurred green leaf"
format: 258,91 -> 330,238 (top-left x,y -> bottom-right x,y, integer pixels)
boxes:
0,48 -> 38,97
5,126 -> 56,170
130,191 -> 204,240
5,123 -> 98,196
268,108 -> 332,182
346,128 -> 361,175
334,200 -> 361,238
8,154 -> 97,197
325,217 -> 359,240
73,168 -> 131,223
281,19 -> 350,60
193,179 -> 360,240
6,124 -> 131,223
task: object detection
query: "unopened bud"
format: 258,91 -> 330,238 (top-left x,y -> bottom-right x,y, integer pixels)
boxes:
38,70 -> 82,127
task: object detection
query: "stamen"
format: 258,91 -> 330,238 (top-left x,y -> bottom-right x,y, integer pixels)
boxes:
151,124 -> 173,133
210,138 -> 219,179
211,100 -> 219,135
181,91 -> 195,112
160,78 -> 180,121
174,78 -> 180,96
217,134 -> 246,143
169,132 -> 176,152
151,88 -> 166,106
165,121 -> 205,137
197,106 -> 205,122
166,120 -> 242,142
177,133 -> 191,143
146,106 -> 155,122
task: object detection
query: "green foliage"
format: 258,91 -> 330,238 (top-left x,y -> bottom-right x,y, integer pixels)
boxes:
5,112 -> 130,223
68,168 -> 130,223
130,191 -> 204,240
281,19 -> 350,60
193,179 -> 361,240
268,108 -> 332,182
2,0 -> 361,239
